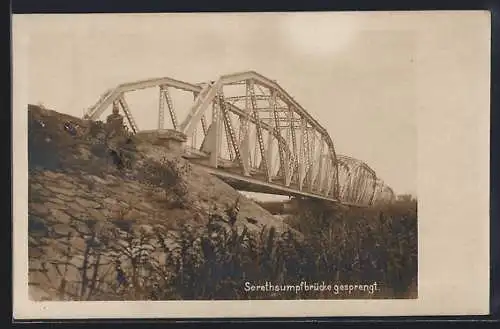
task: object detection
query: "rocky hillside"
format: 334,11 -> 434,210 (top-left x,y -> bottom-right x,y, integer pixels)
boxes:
27,105 -> 292,301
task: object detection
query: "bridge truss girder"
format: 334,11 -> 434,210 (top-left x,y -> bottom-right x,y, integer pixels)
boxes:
83,71 -> 396,206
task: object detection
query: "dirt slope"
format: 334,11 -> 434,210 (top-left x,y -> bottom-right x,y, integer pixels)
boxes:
27,104 -> 292,300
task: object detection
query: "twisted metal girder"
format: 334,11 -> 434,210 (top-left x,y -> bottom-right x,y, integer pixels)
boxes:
83,71 -> 396,207
372,179 -> 396,204
337,155 -> 378,206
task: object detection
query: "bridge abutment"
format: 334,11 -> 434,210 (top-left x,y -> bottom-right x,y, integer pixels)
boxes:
135,129 -> 188,153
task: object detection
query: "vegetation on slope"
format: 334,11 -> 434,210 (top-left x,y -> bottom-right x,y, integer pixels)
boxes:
27,105 -> 418,301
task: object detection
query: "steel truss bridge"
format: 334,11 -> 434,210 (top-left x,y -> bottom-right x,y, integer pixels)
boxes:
83,71 -> 395,207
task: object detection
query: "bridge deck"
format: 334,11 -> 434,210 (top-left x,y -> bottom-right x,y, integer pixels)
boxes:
190,162 -> 364,207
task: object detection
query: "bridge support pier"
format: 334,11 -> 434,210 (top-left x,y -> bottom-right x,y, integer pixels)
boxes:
136,129 -> 188,153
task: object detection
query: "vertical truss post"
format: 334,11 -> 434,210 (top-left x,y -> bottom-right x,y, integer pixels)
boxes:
298,117 -> 307,190
305,129 -> 315,191
270,90 -> 287,183
287,106 -> 298,187
364,176 -> 373,205
351,172 -> 358,202
117,95 -> 138,134
343,172 -> 351,200
359,172 -> 367,204
224,123 -> 234,160
209,97 -> 221,168
358,173 -> 366,204
352,168 -> 362,203
334,156 -> 340,200
367,176 -> 374,205
328,154 -> 339,199
193,91 -> 208,136
218,89 -> 245,170
238,81 -> 252,175
283,112 -> 292,183
349,169 -> 357,203
358,170 -> 367,204
217,97 -> 234,161
326,158 -> 335,198
158,87 -> 165,130
363,174 -> 372,205
267,131 -> 273,180
201,116 -> 208,136
344,170 -> 353,202
192,127 -> 197,149
249,80 -> 270,182
217,101 -> 224,165
239,81 -> 251,145
162,86 -> 178,131
323,158 -> 331,196
311,139 -> 324,192
317,151 -> 327,195
304,126 -> 311,178
369,177 -> 378,205
253,131 -> 259,168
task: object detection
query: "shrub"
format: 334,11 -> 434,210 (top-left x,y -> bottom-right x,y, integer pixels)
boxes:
32,196 -> 418,300
139,157 -> 191,208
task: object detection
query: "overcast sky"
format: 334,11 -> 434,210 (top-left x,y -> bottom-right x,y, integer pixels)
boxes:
12,12 -> 490,196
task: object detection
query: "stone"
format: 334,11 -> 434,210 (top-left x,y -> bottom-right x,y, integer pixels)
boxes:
56,194 -> 75,202
98,208 -> 115,221
125,183 -> 142,191
48,208 -> 72,224
86,208 -> 108,222
138,224 -> 154,234
29,285 -> 52,302
102,197 -> 119,207
123,209 -> 143,221
57,179 -> 77,190
45,200 -> 69,211
29,246 -> 45,259
88,175 -> 107,185
136,201 -> 155,212
70,222 -> 92,238
137,210 -> 152,219
29,203 -> 49,216
68,201 -> 87,214
36,188 -> 53,198
52,223 -> 74,236
85,191 -> 106,201
71,236 -> 88,252
166,140 -> 184,152
118,201 -> 130,208
46,185 -> 77,197
75,197 -> 102,209
43,171 -> 63,180
30,183 -> 44,191
104,174 -> 118,183
158,129 -> 188,142
50,197 -> 66,205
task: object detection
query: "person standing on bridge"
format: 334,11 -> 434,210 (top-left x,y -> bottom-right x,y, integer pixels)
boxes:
105,102 -> 129,166
107,102 -> 125,129
106,102 -> 129,139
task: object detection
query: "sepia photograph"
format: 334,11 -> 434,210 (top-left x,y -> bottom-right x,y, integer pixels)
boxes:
12,11 -> 489,318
